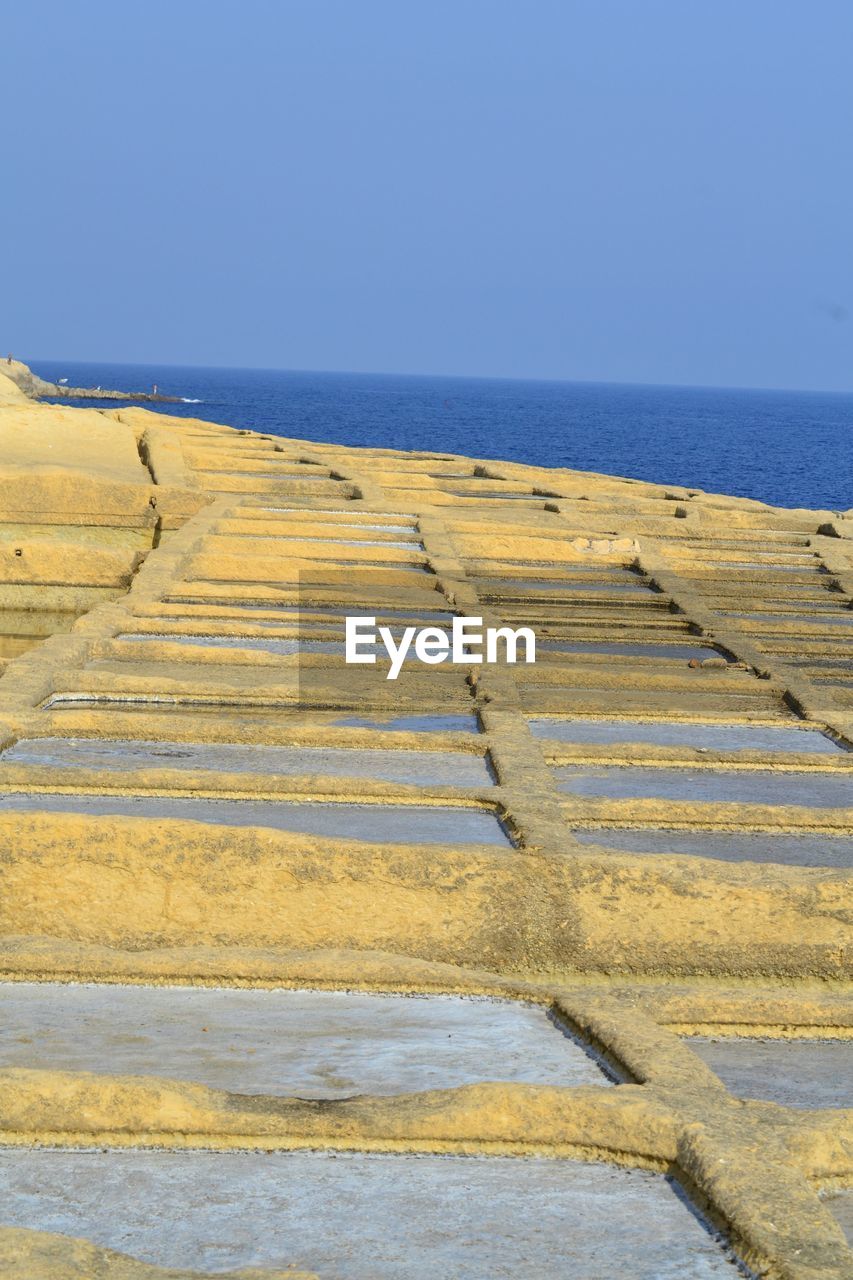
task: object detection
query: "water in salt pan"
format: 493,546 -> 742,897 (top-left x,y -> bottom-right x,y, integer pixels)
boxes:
821,1190 -> 853,1246
539,642 -> 723,662
571,828 -> 853,868
530,719 -> 843,754
3,737 -> 494,787
686,1037 -> 853,1109
0,793 -> 511,845
482,579 -> 652,595
0,984 -> 606,1096
333,713 -> 479,733
555,765 -> 852,808
0,1150 -> 742,1279
118,632 -> 341,655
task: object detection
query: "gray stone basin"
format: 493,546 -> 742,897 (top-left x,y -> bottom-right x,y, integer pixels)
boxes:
2,738 -> 494,788
119,632 -> 342,655
333,713 -> 480,733
539,642 -> 724,662
0,793 -> 511,845
482,579 -> 652,595
555,765 -> 852,808
0,1150 -> 743,1278
820,1190 -> 853,1246
0,984 -> 606,1096
531,719 -> 843,754
686,1037 -> 853,1108
571,828 -> 853,868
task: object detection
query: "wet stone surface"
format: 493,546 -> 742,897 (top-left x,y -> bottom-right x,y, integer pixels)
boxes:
530,719 -> 844,754
38,701 -> 481,734
1,737 -> 495,787
0,793 -> 511,845
790,658 -> 853,671
555,765 -> 852,808
0,1150 -> 742,1279
119,632 -> 340,655
0,985 -> 606,1096
198,470 -> 335,481
820,1190 -> 853,1246
244,535 -> 425,549
333,713 -> 480,732
39,694 -> 283,712
724,612 -> 852,626
482,579 -> 652,595
200,617 -> 450,635
686,1037 -> 853,1108
571,828 -> 853,868
162,605 -> 456,622
311,561 -> 431,573
707,561 -> 823,572
259,510 -> 416,529
539,642 -> 723,662
493,562 -> 639,575
118,631 -> 449,658
449,490 -> 542,500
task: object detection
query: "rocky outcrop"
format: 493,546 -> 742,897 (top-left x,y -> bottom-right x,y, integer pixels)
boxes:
1,357 -> 181,402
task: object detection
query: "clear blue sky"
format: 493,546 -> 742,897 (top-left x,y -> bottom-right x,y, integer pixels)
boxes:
3,1 -> 852,390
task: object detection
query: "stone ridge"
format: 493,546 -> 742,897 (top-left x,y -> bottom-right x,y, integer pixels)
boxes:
0,373 -> 850,1278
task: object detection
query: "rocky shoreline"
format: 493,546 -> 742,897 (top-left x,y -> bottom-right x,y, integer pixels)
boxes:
2,357 -> 182,403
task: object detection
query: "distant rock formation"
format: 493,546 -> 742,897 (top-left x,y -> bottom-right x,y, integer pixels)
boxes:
1,357 -> 182,403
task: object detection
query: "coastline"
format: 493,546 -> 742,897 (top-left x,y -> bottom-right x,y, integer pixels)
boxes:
2,356 -> 182,403
21,358 -> 853,512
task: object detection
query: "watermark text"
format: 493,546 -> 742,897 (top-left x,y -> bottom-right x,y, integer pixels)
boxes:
345,615 -> 536,680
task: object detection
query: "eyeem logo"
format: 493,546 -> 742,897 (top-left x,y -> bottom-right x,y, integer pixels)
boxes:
345,616 -> 536,680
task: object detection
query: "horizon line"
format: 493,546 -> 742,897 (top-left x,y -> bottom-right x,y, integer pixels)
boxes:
21,354 -> 853,400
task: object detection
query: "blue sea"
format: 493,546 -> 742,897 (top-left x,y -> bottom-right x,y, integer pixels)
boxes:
30,360 -> 853,511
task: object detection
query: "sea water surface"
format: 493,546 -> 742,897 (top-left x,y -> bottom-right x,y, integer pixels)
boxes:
31,360 -> 853,510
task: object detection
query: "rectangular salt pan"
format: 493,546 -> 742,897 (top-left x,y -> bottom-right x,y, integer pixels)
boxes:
197,470 -> 335,480
333,713 -> 479,733
531,719 -> 843,754
3,738 -> 494,788
449,490 -> 543,499
149,614 -> 454,631
724,612 -> 851,625
215,562 -> 432,576
685,1037 -> 853,1109
227,534 -> 425,549
482,579 -> 652,594
114,633 -> 449,665
119,632 -> 344,655
165,604 -> 455,621
0,985 -> 607,1096
260,509 -> 416,525
256,506 -> 412,517
38,700 -> 479,734
821,1191 -> 853,1246
490,562 -> 638,575
0,1150 -> 742,1279
0,793 -> 511,845
555,765 -> 852,808
571,829 -> 853,868
706,561 -> 822,572
539,642 -> 721,662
